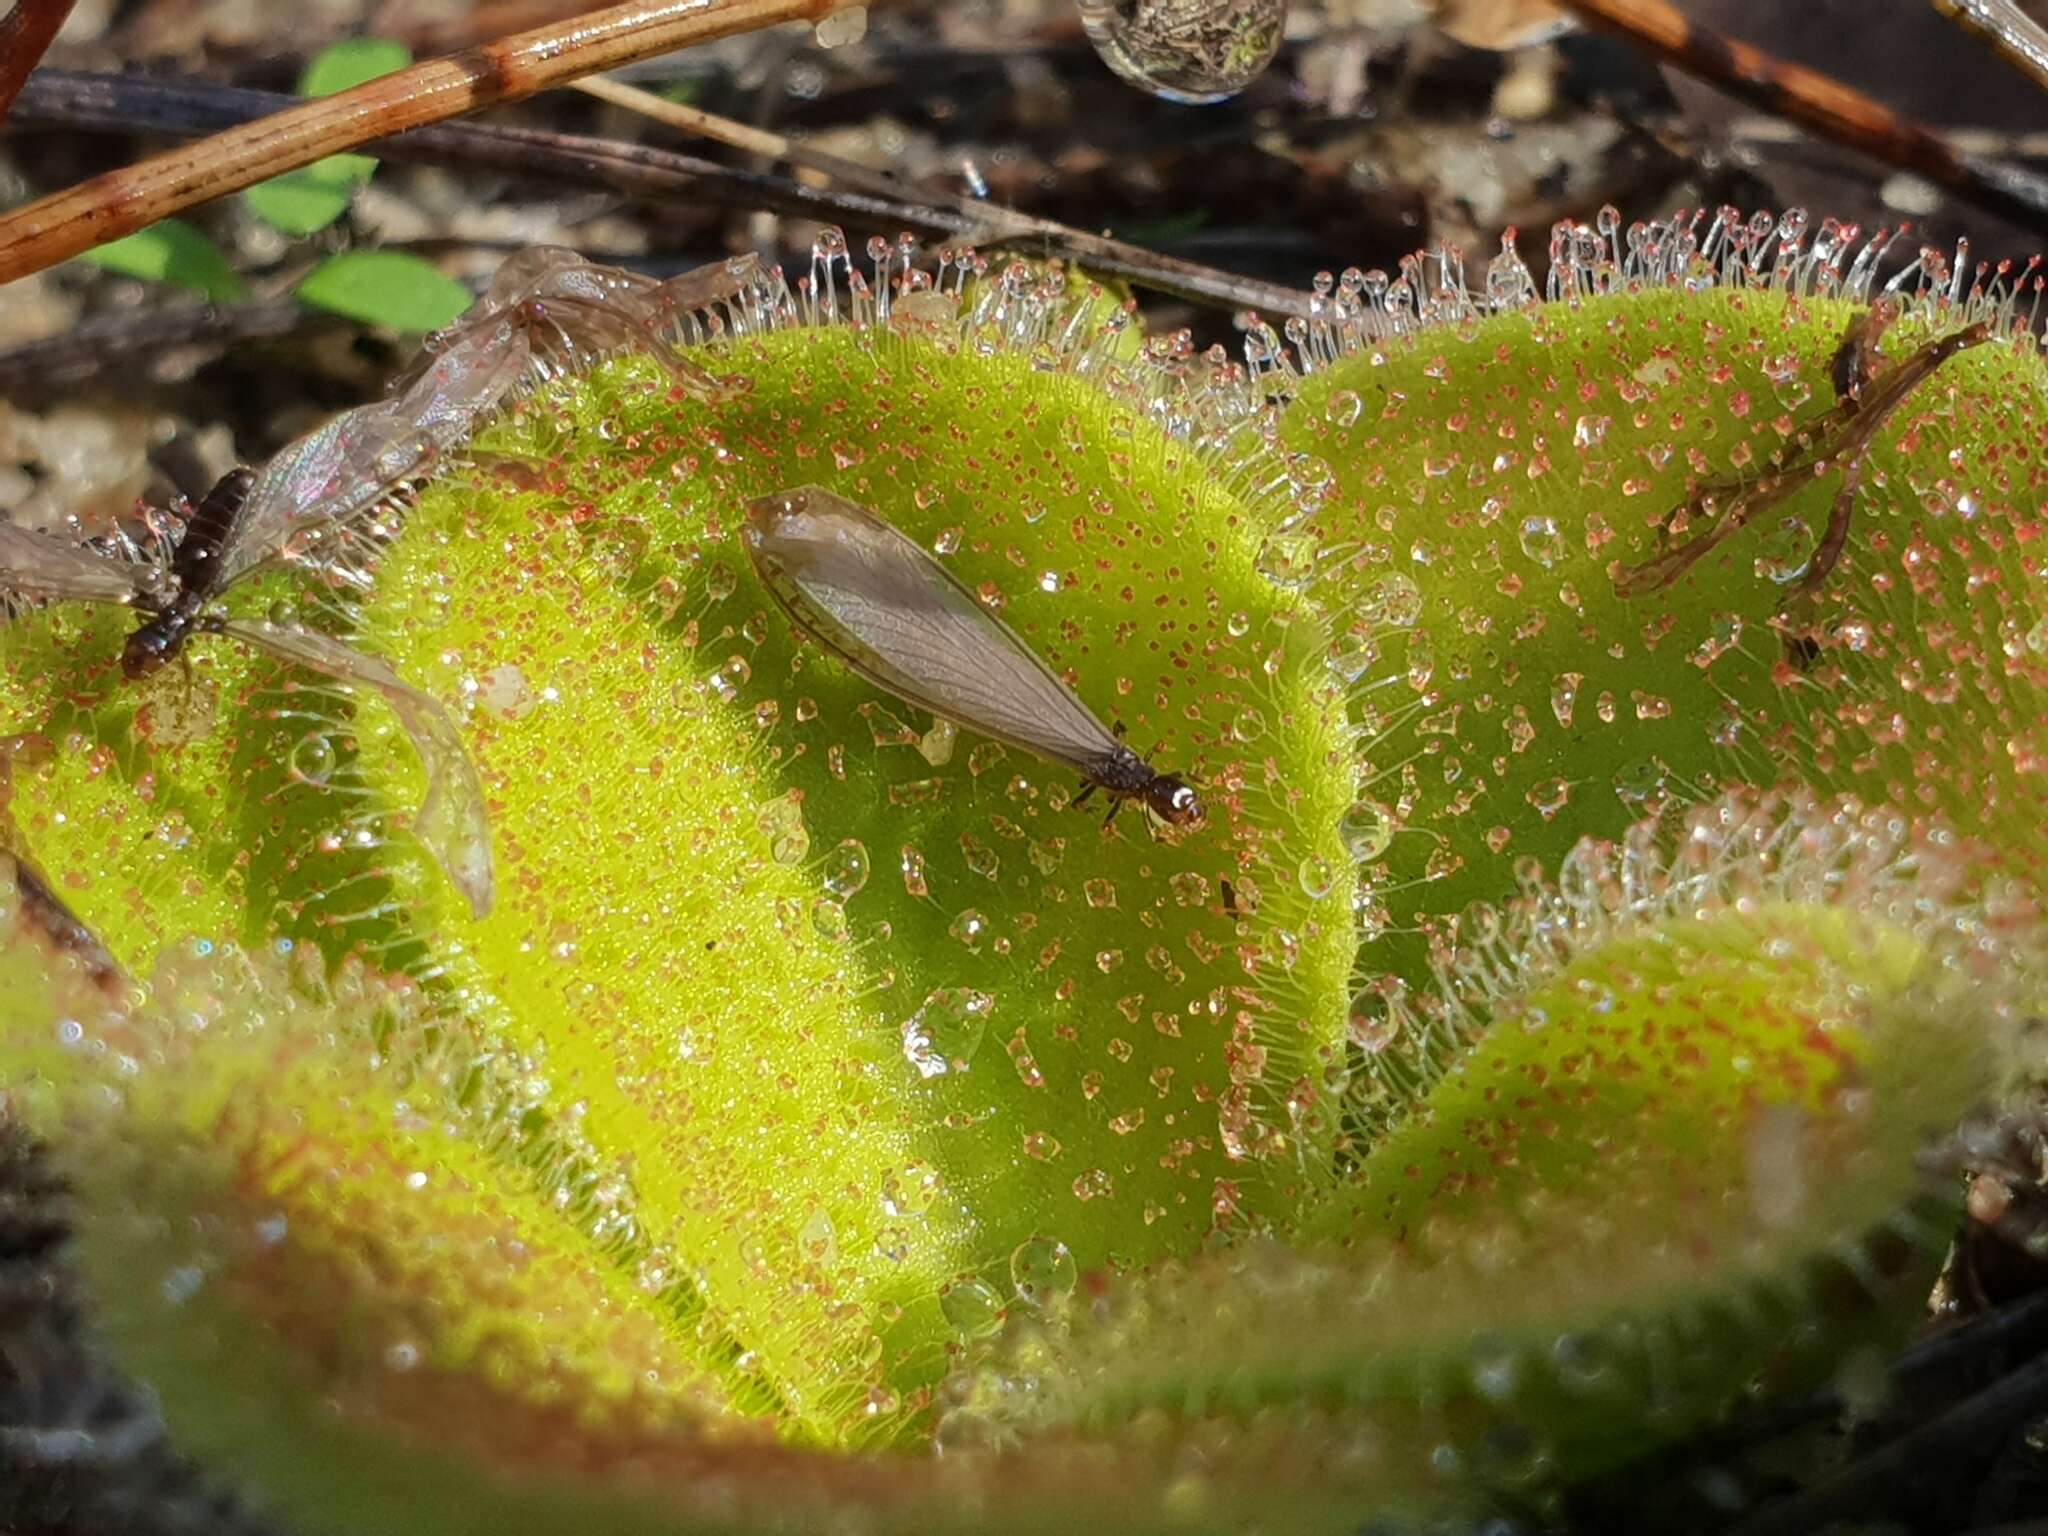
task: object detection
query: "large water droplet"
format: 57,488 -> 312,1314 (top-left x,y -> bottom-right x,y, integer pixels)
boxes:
1339,800 -> 1394,862
1009,1234 -> 1077,1306
940,1276 -> 1005,1338
949,908 -> 989,950
823,838 -> 870,898
756,792 -> 809,864
289,732 -> 336,785
901,987 -> 992,1078
1077,0 -> 1287,103
1518,514 -> 1565,568
1255,530 -> 1318,589
1358,572 -> 1422,629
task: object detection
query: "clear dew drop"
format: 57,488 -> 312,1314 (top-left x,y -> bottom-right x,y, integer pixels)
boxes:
2028,617 -> 2048,656
1324,388 -> 1363,426
1518,514 -> 1565,568
1339,800 -> 1394,863
289,732 -> 336,785
1072,1168 -> 1115,1202
1009,1234 -> 1077,1306
901,986 -> 992,1078
822,839 -> 870,898
1297,853 -> 1336,898
880,1161 -> 941,1217
756,792 -> 809,865
1255,530 -> 1318,590
797,1208 -> 838,1265
900,845 -> 929,898
1358,571 -> 1422,629
939,1277 -> 1005,1338
1077,0 -> 1286,104
949,908 -> 989,949
708,653 -> 751,702
1527,777 -> 1572,820
811,897 -> 848,941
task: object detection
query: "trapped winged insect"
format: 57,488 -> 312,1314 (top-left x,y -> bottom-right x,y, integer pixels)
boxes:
0,462 -> 495,921
0,249 -> 771,922
742,486 -> 1203,828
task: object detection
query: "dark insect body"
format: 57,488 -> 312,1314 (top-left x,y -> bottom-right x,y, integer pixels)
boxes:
0,469 -> 494,919
120,466 -> 258,679
1616,305 -> 1993,606
741,486 -> 1203,829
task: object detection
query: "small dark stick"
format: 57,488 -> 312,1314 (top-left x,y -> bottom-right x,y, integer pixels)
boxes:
1616,312 -> 1993,606
741,486 -> 1203,829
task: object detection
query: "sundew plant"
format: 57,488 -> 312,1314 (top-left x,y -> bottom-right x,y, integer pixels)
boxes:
1,206 -> 2045,1534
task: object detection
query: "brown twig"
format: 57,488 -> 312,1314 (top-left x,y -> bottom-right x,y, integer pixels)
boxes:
1556,0 -> 2048,239
0,0 -> 866,285
11,71 -> 1315,319
12,70 -> 946,233
564,74 -> 1317,316
1931,0 -> 2048,95
0,295 -> 321,396
0,0 -> 76,126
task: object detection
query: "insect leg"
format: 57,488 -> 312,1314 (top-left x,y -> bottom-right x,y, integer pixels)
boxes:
1071,781 -> 1098,809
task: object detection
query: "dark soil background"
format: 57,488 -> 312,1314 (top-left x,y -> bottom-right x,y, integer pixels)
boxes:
2,1 -> 2048,1532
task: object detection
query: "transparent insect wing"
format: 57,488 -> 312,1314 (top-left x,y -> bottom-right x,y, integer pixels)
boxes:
742,487 -> 1121,772
0,521 -> 161,607
398,313 -> 534,442
223,619 -> 495,920
215,401 -> 436,588
658,254 -> 765,324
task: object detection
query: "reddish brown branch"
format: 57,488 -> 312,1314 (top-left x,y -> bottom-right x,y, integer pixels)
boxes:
0,0 -> 76,126
1556,0 -> 2048,238
0,0 -> 866,285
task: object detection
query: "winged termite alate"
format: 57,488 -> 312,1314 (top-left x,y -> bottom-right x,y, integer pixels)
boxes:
741,486 -> 1203,828
0,466 -> 495,920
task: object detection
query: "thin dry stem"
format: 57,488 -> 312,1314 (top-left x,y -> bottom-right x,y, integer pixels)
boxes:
1931,0 -> 2048,94
1557,0 -> 2048,237
568,73 -> 1317,318
0,0 -> 77,125
0,0 -> 866,284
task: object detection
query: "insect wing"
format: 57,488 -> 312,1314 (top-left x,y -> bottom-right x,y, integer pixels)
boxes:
743,488 -> 1120,770
0,522 -> 160,607
214,402 -> 438,588
224,619 -> 495,920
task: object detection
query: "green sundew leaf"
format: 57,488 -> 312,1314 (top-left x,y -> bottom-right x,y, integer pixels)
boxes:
295,249 -> 472,331
985,802 -> 2006,1511
1281,286 -> 2048,1098
0,294 -> 1358,1474
75,219 -> 246,302
298,36 -> 413,97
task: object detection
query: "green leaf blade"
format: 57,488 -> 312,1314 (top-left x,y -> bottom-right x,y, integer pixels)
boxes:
74,219 -> 246,302
295,250 -> 472,332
